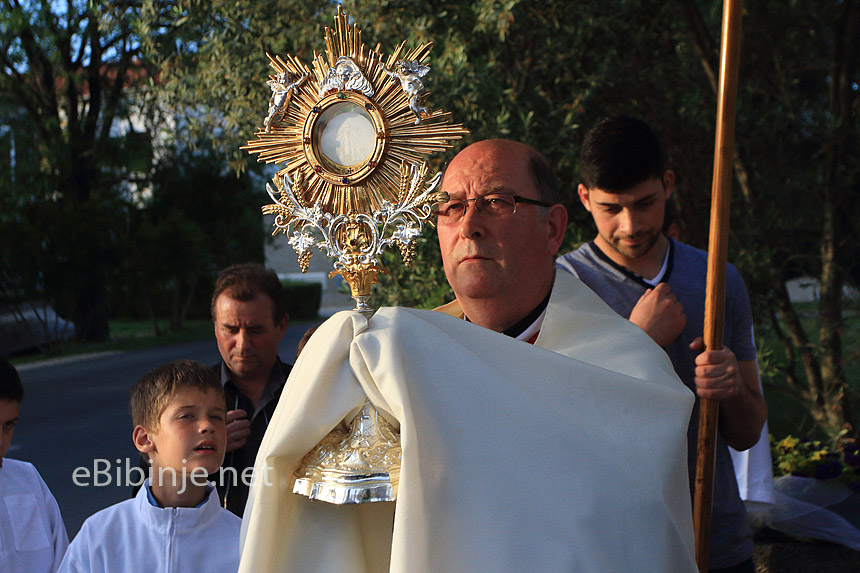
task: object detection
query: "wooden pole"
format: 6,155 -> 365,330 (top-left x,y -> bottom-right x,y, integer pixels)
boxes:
693,0 -> 744,570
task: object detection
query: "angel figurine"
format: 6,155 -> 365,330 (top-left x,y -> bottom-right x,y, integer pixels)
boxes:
383,60 -> 430,124
317,57 -> 375,98
263,71 -> 308,133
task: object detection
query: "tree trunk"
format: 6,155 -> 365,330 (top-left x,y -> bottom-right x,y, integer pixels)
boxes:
179,274 -> 199,329
170,281 -> 181,332
72,271 -> 111,343
143,290 -> 161,337
814,0 -> 860,441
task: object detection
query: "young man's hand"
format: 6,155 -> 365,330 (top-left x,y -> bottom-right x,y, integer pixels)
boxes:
225,409 -> 251,452
689,338 -> 743,401
629,283 -> 686,347
689,337 -> 767,450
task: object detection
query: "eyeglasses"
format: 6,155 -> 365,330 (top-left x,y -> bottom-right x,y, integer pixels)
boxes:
434,193 -> 554,224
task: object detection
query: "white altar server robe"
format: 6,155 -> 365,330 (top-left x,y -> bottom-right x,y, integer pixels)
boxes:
0,459 -> 68,573
59,481 -> 239,572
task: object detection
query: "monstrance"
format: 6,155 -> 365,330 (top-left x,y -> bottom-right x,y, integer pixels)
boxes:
242,6 -> 468,504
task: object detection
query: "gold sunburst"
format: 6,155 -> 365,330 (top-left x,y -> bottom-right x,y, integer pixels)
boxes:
241,7 -> 469,506
242,5 -> 468,227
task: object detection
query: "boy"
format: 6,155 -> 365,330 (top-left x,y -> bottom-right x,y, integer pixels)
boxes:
59,359 -> 240,572
0,358 -> 69,572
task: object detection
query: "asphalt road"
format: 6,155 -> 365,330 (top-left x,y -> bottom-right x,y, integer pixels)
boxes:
12,321 -> 320,538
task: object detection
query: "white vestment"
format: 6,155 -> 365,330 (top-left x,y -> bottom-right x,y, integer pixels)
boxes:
0,458 -> 68,573
240,271 -> 697,572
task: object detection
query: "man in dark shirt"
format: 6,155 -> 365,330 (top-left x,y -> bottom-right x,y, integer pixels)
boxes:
211,263 -> 291,515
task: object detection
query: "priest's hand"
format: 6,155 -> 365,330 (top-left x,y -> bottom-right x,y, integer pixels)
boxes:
629,283 -> 686,347
226,409 -> 251,452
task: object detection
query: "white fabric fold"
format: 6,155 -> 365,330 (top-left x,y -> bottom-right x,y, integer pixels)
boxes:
240,272 -> 697,572
729,367 -> 776,504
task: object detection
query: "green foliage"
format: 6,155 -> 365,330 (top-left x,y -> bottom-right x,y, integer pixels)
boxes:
137,0 -> 334,172
0,0 -> 181,341
755,306 -> 860,444
112,147 -> 265,330
282,281 -> 322,320
371,227 -> 453,310
771,435 -> 860,490
3,1 -> 857,442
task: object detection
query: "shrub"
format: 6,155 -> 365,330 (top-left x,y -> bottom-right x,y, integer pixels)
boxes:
772,435 -> 860,492
281,281 -> 321,320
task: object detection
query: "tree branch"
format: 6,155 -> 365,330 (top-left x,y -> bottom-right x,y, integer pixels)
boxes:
676,0 -> 753,206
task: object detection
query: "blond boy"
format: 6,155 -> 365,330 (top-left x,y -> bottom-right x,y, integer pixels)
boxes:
59,360 -> 240,572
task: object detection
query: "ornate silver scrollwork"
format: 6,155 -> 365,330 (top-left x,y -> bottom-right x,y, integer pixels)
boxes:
265,162 -> 443,286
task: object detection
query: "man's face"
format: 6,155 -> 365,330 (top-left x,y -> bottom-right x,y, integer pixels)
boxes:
213,293 -> 287,383
0,399 -> 19,461
141,387 -> 227,477
579,173 -> 672,262
437,141 -> 566,317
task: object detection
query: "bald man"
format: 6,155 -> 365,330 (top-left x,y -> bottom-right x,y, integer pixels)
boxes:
240,140 -> 697,572
434,139 -> 567,336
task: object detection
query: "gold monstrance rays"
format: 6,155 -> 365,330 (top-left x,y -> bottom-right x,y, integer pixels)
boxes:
239,7 -> 468,506
242,7 -> 468,229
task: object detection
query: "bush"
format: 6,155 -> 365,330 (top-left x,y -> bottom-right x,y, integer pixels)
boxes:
772,435 -> 860,492
282,281 -> 321,320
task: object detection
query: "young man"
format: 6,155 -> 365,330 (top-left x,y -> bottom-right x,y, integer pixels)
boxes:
0,358 -> 68,572
211,263 -> 291,515
557,116 -> 767,571
60,360 -> 239,572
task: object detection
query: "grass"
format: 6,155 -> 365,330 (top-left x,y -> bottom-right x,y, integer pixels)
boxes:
10,315 -> 323,367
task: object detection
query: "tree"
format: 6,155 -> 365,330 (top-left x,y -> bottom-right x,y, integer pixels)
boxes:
0,0 -> 175,341
115,146 -> 265,333
137,0 -> 334,172
0,107 -> 76,352
140,0 -> 860,442
674,0 -> 860,442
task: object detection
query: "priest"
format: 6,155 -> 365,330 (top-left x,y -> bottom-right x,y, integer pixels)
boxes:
238,140 -> 697,572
